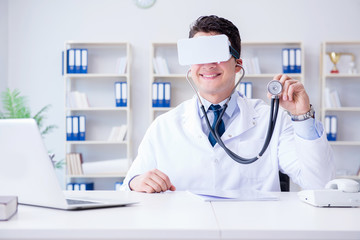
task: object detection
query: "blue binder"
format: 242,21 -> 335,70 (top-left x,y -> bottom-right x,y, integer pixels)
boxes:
282,48 -> 290,73
72,116 -> 79,141
325,115 -> 337,141
295,48 -> 301,73
79,115 -> 86,141
330,115 -> 337,141
152,82 -> 159,107
245,82 -> 253,99
158,82 -> 164,107
289,48 -> 295,73
164,82 -> 171,107
120,82 -> 127,107
66,116 -> 72,141
75,49 -> 81,73
115,82 -> 121,107
67,49 -> 75,74
81,49 -> 88,74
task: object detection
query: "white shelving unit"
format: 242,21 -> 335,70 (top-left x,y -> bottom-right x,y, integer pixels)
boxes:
63,41 -> 132,190
320,41 -> 360,179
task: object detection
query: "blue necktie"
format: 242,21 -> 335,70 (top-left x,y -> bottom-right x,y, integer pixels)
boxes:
208,104 -> 225,147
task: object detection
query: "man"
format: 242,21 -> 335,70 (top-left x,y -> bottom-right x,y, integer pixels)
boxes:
121,15 -> 335,193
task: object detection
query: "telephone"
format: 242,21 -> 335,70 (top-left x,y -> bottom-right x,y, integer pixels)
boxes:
298,178 -> 360,207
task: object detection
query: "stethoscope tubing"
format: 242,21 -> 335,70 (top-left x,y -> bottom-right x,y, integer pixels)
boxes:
186,66 -> 280,164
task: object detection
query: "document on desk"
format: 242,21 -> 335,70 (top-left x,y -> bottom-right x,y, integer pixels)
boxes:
187,189 -> 278,202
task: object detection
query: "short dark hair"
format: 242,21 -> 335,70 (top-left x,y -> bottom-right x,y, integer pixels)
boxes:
189,15 -> 241,58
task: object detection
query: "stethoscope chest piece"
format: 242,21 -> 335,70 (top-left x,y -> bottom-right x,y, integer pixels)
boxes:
267,80 -> 283,97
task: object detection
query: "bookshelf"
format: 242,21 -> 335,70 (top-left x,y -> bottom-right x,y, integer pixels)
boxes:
320,41 -> 360,179
63,41 -> 132,190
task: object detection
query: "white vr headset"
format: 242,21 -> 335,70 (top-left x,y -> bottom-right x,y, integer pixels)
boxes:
177,34 -> 240,66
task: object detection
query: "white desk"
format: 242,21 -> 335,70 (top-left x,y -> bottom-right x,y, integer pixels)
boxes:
0,191 -> 359,240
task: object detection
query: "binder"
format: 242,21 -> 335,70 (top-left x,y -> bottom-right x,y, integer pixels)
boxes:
245,82 -> 253,99
79,115 -> 86,141
282,48 -> 289,73
295,48 -> 301,73
79,183 -> 94,191
239,82 -> 246,97
72,116 -> 79,141
121,82 -> 127,107
81,49 -> 88,74
115,82 -> 121,107
325,115 -> 331,140
164,82 -> 171,107
62,51 -> 64,76
66,183 -> 74,191
158,82 -> 164,107
75,49 -> 81,73
289,48 -> 295,73
330,115 -> 337,141
67,49 -> 75,74
152,82 -> 158,107
66,116 -> 72,141
114,182 -> 123,191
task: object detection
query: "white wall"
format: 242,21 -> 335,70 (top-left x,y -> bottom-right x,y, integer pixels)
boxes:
5,0 -> 360,166
0,0 -> 8,105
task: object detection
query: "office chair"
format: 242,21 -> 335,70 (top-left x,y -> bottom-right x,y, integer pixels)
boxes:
279,172 -> 290,192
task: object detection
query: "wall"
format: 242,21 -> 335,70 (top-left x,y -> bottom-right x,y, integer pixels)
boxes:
0,0 -> 8,107
5,0 -> 360,174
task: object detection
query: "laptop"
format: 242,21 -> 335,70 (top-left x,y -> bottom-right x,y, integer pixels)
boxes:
0,119 -> 138,210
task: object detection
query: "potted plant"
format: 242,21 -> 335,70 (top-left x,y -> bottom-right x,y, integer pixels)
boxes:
0,88 -> 64,169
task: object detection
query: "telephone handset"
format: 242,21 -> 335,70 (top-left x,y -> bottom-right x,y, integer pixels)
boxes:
325,178 -> 360,193
298,178 -> 360,207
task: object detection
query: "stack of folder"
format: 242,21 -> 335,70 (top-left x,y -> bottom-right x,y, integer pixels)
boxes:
152,82 -> 171,107
66,115 -> 86,141
282,48 -> 301,73
115,82 -> 127,107
66,48 -> 88,74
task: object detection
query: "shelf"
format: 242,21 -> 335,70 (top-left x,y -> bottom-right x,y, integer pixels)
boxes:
329,141 -> 360,146
65,74 -> 128,78
244,73 -> 303,78
66,107 -> 128,111
153,74 -> 187,78
66,140 -> 128,145
324,74 -> 360,78
67,173 -> 127,178
151,107 -> 174,111
324,107 -> 360,112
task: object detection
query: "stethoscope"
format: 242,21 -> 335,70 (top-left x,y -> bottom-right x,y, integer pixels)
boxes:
185,65 -> 283,164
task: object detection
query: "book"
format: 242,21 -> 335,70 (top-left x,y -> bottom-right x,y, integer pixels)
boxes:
0,196 -> 18,221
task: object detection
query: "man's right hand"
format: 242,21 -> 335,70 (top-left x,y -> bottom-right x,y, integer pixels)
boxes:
129,169 -> 176,193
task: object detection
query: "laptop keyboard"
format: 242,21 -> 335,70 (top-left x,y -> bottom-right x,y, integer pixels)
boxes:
66,199 -> 100,205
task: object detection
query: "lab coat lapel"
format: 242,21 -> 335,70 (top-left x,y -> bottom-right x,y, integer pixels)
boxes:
222,97 -> 259,141
182,97 -> 207,139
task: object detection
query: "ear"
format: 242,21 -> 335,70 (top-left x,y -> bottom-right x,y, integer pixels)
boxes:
235,58 -> 243,73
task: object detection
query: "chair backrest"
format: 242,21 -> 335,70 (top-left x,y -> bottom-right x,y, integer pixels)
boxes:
279,172 -> 290,192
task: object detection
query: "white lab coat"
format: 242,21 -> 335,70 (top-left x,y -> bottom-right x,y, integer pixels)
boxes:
122,94 -> 335,191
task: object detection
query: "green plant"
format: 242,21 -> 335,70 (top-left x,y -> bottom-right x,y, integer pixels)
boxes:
0,88 -> 63,168
0,88 -> 57,136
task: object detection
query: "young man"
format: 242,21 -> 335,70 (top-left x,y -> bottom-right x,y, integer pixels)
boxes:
121,15 -> 335,193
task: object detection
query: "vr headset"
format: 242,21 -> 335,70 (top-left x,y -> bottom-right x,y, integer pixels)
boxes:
177,34 -> 239,66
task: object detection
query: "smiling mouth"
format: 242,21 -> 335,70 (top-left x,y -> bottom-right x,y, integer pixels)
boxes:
200,73 -> 221,79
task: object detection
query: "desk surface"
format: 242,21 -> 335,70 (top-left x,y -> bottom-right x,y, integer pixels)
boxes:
0,191 -> 360,240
